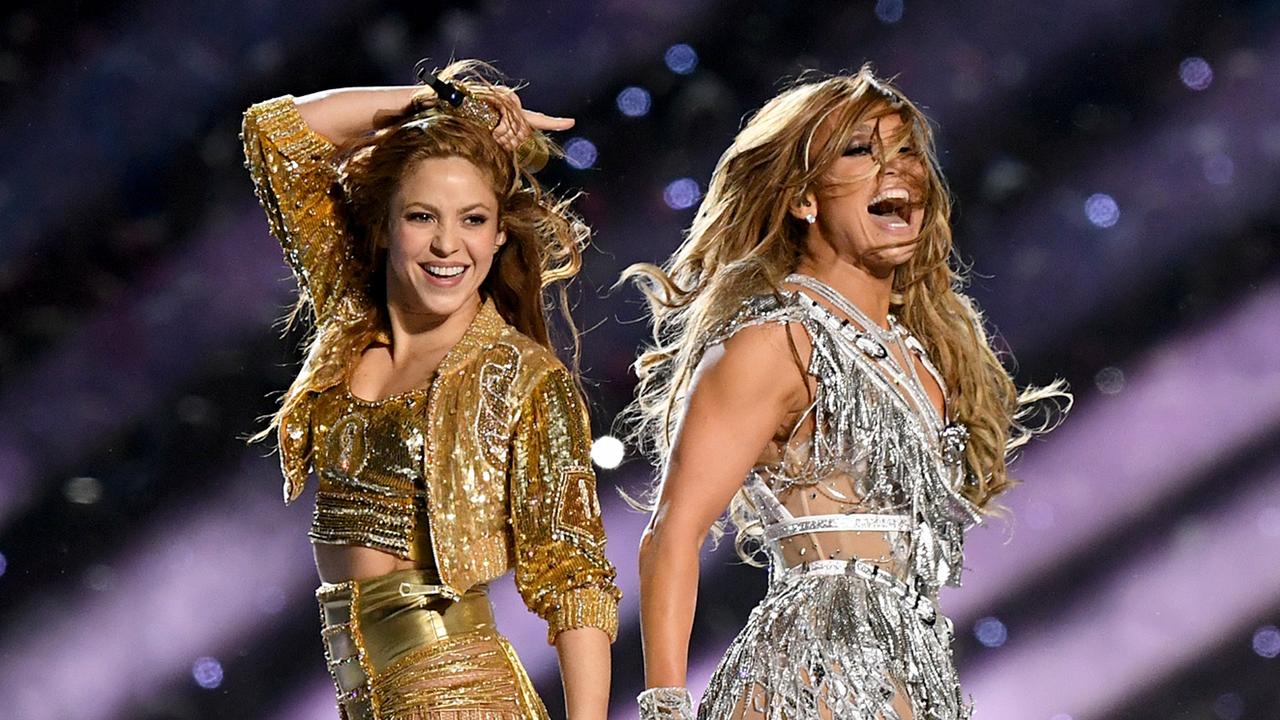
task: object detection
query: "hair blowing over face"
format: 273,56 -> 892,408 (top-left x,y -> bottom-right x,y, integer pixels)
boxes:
256,61 -> 589,446
621,66 -> 1067,522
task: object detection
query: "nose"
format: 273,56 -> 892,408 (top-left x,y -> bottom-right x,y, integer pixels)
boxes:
429,221 -> 461,256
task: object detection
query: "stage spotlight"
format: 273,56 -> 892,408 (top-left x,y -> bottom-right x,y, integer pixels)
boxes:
591,436 -> 625,470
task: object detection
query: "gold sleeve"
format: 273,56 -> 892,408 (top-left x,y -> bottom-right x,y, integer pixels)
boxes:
509,366 -> 621,644
240,95 -> 349,321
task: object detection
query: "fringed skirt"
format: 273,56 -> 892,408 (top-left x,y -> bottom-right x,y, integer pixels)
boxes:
317,568 -> 548,720
697,560 -> 970,720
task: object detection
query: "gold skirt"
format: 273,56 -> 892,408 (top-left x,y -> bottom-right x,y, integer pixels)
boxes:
317,568 -> 549,720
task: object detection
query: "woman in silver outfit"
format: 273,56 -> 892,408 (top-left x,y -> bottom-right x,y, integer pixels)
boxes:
624,68 -> 1066,719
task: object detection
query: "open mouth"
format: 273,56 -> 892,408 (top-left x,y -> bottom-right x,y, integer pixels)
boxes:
867,187 -> 914,225
421,264 -> 468,280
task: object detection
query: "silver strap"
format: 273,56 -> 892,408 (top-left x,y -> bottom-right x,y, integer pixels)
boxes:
781,558 -> 941,626
762,513 -> 911,543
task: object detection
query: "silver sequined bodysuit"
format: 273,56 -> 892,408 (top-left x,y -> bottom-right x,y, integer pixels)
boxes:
696,275 -> 981,720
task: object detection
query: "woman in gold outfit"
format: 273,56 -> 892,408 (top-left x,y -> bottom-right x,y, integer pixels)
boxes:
241,61 -> 620,720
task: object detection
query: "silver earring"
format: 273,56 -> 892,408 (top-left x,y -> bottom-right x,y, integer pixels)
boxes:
805,213 -> 816,225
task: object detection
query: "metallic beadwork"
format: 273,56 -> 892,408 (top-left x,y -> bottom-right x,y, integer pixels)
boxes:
242,97 -> 620,644
693,276 -> 980,720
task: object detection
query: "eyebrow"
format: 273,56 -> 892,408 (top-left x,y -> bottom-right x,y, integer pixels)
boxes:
402,201 -> 494,213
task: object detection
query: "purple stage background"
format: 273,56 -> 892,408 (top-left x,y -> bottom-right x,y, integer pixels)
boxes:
1,1 -> 1277,718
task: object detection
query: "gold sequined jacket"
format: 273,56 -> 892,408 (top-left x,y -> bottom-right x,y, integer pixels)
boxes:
241,96 -> 620,643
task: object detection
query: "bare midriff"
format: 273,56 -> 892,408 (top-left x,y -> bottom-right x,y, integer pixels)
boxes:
313,543 -> 433,584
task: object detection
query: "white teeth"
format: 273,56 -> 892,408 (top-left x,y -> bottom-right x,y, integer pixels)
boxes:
424,265 -> 466,278
869,187 -> 911,205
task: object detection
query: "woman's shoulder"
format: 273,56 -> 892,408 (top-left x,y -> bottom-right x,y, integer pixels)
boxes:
705,286 -> 811,350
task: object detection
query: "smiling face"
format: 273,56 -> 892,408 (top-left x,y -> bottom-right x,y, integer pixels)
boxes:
383,156 -> 504,322
806,108 -> 928,277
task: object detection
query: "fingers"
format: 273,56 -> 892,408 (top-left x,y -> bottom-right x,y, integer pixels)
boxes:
486,92 -> 530,152
523,110 -> 575,131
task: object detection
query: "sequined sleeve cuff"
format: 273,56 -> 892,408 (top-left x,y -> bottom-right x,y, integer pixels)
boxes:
242,95 -> 336,165
545,586 -> 620,644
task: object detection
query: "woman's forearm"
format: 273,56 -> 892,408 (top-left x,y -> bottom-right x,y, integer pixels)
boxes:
638,524 -> 702,688
555,626 -> 612,720
293,86 -> 424,145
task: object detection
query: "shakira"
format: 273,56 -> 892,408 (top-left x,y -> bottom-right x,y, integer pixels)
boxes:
242,61 -> 619,720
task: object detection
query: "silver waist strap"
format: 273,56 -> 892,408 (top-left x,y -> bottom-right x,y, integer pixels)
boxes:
780,558 -> 942,626
762,513 -> 912,544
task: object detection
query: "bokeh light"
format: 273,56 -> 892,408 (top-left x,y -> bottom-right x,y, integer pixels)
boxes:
1094,366 -> 1126,395
1251,625 -> 1280,658
563,137 -> 598,170
1084,193 -> 1120,228
1179,57 -> 1214,91
192,656 -> 224,690
875,0 -> 905,24
974,616 -> 1009,648
1212,692 -> 1244,720
1203,153 -> 1234,185
616,86 -> 652,117
0,551 -> 7,579
590,435 -> 625,469
664,44 -> 698,75
64,476 -> 103,505
663,178 -> 701,210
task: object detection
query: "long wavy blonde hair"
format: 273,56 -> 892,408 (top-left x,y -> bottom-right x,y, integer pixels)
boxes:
623,66 -> 1066,518
255,61 -> 589,446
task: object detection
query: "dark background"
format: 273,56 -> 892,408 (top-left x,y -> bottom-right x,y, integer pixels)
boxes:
1,1 -> 1278,719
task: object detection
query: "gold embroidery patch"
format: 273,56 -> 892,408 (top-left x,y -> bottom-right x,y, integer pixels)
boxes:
551,469 -> 603,550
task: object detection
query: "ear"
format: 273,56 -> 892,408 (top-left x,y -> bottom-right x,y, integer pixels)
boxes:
495,229 -> 507,247
787,189 -> 819,223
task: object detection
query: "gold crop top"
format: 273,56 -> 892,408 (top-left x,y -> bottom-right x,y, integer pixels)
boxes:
308,383 -> 434,560
242,95 -> 620,643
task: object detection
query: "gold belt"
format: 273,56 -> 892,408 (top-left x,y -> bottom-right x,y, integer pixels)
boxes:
316,568 -> 495,717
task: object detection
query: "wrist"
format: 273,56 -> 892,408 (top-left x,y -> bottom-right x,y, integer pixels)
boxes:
637,686 -> 693,720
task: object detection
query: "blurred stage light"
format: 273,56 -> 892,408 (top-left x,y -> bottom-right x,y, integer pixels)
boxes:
1203,153 -> 1234,185
1251,625 -> 1280,658
0,551 -> 7,578
1084,193 -> 1120,228
874,0 -> 904,24
663,178 -> 701,210
664,44 -> 698,75
591,435 -> 625,469
192,656 -> 224,690
1213,692 -> 1245,720
974,616 -> 1009,648
1049,715 -> 1073,720
82,564 -> 116,592
1179,57 -> 1214,91
64,476 -> 103,505
564,137 -> 598,170
1094,366 -> 1125,395
616,86 -> 652,117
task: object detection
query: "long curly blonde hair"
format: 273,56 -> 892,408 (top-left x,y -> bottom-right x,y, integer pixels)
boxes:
623,66 -> 1066,515
256,60 -> 589,446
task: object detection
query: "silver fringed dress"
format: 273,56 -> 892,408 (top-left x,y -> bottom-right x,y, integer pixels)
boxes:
696,274 -> 981,720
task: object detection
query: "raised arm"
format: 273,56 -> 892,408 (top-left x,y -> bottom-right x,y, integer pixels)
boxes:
242,85 -> 576,322
637,321 -> 811,715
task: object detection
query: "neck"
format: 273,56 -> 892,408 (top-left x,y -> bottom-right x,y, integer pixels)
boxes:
796,239 -> 895,330
384,293 -> 482,367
